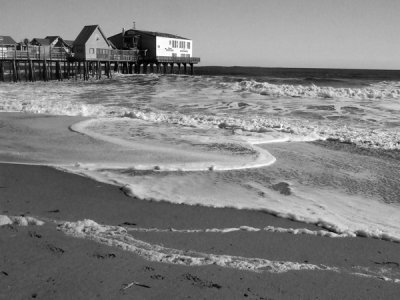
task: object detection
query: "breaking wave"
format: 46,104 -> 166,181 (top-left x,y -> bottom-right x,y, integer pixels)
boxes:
233,80 -> 400,99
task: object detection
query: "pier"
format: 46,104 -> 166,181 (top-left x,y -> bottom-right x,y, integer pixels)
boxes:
0,50 -> 200,82
0,24 -> 200,82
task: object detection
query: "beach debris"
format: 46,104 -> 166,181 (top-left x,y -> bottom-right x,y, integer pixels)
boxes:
1,271 -> 8,276
271,182 -> 292,195
153,165 -> 161,171
121,281 -> 151,290
46,244 -> 65,256
47,209 -> 60,213
182,273 -> 222,289
28,231 -> 42,239
373,261 -> 399,268
92,252 -> 116,259
208,165 -> 215,171
119,221 -> 137,226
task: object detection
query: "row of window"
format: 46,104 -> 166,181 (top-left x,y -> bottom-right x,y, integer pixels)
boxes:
169,40 -> 190,49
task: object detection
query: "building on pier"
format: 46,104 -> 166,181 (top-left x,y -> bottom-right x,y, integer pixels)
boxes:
0,23 -> 200,82
29,36 -> 71,59
45,36 -> 73,54
73,25 -> 137,62
0,36 -> 17,59
108,27 -> 200,66
73,25 -> 114,61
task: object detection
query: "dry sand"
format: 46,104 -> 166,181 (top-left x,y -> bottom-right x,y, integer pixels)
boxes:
1,162 -> 400,299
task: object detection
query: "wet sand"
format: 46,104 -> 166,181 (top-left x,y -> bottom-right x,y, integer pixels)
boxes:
1,162 -> 400,299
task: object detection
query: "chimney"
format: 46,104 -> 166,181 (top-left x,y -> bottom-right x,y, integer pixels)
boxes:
122,27 -> 125,36
133,21 -> 136,30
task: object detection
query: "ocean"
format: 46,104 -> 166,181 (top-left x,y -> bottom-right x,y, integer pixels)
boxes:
1,67 -> 400,254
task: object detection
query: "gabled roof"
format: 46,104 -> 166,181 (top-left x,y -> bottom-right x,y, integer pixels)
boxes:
126,29 -> 189,40
74,25 -> 111,46
0,35 -> 17,45
64,40 -> 74,47
45,36 -> 59,44
31,38 -> 51,46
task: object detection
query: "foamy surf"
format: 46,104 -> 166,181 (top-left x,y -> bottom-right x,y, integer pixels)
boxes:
0,215 -> 44,226
234,80 -> 400,99
1,73 -> 400,246
56,218 -> 400,283
69,117 -> 278,171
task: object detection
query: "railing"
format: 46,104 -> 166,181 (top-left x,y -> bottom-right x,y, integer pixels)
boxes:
0,47 -> 70,60
155,56 -> 200,64
96,48 -> 137,61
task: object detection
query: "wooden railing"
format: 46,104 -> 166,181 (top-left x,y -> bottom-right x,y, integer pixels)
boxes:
155,56 -> 200,63
96,48 -> 137,61
1,48 -> 199,64
0,47 -> 70,60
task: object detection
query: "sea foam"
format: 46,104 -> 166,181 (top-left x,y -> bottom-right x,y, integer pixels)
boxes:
57,218 -> 400,283
234,80 -> 400,99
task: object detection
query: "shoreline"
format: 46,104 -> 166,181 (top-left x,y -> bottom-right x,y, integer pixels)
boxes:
1,162 -> 400,299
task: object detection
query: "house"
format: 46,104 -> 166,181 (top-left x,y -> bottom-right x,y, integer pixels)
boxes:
45,36 -> 73,53
30,38 -> 51,57
73,25 -> 114,61
0,35 -> 17,58
108,28 -> 199,64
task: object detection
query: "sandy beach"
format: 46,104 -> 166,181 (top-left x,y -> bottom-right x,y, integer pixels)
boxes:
1,162 -> 400,299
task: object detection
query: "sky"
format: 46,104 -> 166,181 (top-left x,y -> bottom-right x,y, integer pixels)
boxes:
1,0 -> 400,69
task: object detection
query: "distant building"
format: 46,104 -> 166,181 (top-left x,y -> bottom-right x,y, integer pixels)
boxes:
30,38 -> 51,56
0,35 -> 17,59
73,25 -> 114,61
29,36 -> 71,59
45,36 -> 73,53
108,28 -> 199,64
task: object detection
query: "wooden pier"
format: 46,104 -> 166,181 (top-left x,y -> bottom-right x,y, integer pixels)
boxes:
0,49 -> 200,82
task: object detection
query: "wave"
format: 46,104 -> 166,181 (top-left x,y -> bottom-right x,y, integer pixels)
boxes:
1,88 -> 399,151
233,80 -> 400,99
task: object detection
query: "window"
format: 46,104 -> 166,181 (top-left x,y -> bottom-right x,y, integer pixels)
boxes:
187,42 -> 190,49
89,48 -> 94,54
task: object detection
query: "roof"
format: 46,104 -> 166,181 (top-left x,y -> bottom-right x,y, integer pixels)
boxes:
0,35 -> 17,45
31,38 -> 51,46
125,29 -> 189,40
64,40 -> 74,47
45,36 -> 59,44
107,39 -> 116,49
74,25 -> 111,46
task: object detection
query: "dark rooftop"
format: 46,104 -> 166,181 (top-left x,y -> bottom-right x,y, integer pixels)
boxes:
31,38 -> 51,46
124,29 -> 189,40
0,35 -> 17,46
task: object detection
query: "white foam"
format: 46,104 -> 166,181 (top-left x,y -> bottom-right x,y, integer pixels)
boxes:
57,218 -> 400,283
0,215 -> 44,226
58,219 -> 332,273
68,165 -> 400,243
125,225 -> 346,238
69,118 -> 278,171
235,80 -> 400,100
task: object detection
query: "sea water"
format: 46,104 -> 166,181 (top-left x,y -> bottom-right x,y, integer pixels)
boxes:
1,69 -> 400,246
